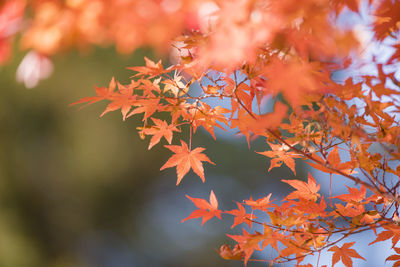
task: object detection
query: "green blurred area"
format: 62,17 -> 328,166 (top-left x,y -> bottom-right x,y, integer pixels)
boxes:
0,47 -> 299,267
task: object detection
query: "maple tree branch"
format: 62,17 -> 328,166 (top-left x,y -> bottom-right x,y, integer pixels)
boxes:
268,128 -> 399,203
277,221 -> 388,264
232,88 -> 400,203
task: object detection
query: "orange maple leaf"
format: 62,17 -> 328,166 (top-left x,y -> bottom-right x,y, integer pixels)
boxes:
227,229 -> 264,266
333,185 -> 366,203
70,77 -> 117,107
369,224 -> 400,247
71,78 -> 143,120
244,193 -> 273,211
226,202 -> 255,229
333,0 -> 360,13
307,147 -> 356,175
386,246 -> 400,267
126,98 -> 160,121
373,0 -> 400,41
160,140 -> 215,185
328,242 -> 365,267
262,57 -> 326,107
257,142 -> 300,175
248,101 -> 288,134
127,57 -> 166,77
282,173 -> 321,201
181,190 -> 221,225
219,244 -> 243,260
141,118 -> 180,149
191,103 -> 230,139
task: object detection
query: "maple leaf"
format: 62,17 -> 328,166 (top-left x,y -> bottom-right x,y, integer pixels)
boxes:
163,75 -> 187,97
373,0 -> 400,41
248,101 -> 288,133
262,57 -> 327,107
261,226 -> 283,252
244,194 -> 273,211
181,190 -> 221,225
292,197 -> 328,218
234,83 -> 253,113
101,81 -> 142,120
333,0 -> 360,13
100,94 -> 138,120
282,173 -> 321,201
141,118 -> 180,149
71,78 -> 142,120
331,203 -> 364,218
230,109 -> 254,145
191,103 -> 230,139
257,142 -> 301,175
334,185 -> 366,203
328,242 -> 365,267
126,98 -> 160,121
369,224 -> 400,247
279,234 -> 312,261
307,147 -> 356,175
219,244 -> 243,260
160,140 -> 215,185
225,202 -> 255,229
227,229 -> 264,266
386,247 -> 400,267
71,77 -> 117,107
127,57 -> 166,77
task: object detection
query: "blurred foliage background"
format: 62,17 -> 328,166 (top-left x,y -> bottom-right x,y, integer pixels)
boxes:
0,47 -> 300,267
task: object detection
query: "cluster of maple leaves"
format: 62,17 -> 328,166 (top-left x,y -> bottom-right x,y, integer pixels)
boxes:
72,53 -> 400,265
0,0 -> 206,62
0,0 -> 207,86
3,0 -> 400,266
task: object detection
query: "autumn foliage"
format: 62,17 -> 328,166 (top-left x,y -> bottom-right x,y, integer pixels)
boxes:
3,0 -> 400,266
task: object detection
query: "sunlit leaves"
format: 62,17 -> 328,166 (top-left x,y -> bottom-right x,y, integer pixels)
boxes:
244,194 -> 273,212
226,203 -> 255,229
68,0 -> 400,266
328,242 -> 365,267
182,190 -> 221,225
71,77 -> 117,107
373,0 -> 400,41
140,118 -> 180,149
160,140 -> 215,185
386,247 -> 400,267
369,224 -> 400,248
227,229 -> 265,266
257,142 -> 300,175
128,57 -> 166,77
219,244 -> 243,261
283,174 -> 320,201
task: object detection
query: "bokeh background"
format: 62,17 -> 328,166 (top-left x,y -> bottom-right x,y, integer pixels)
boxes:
0,46 -> 394,267
0,46 -> 301,267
